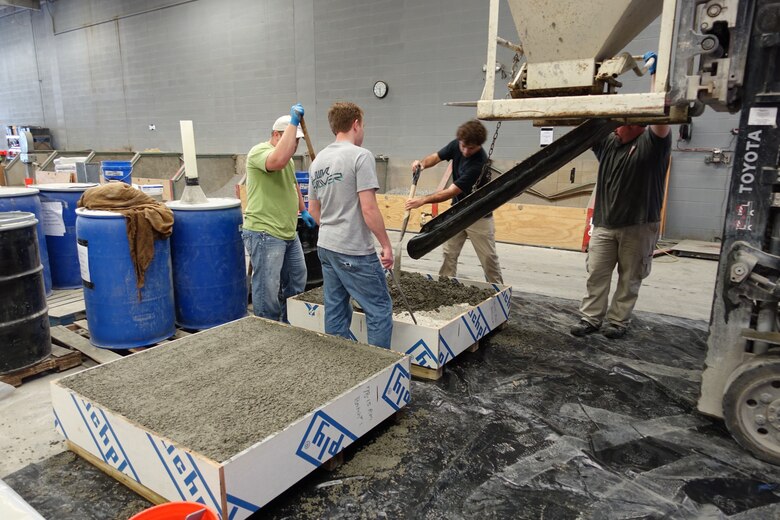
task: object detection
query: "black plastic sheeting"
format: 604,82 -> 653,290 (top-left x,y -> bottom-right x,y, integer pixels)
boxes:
259,292 -> 780,519
4,451 -> 151,519
6,292 -> 780,519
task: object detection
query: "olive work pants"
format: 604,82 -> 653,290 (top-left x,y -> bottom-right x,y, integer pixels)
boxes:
579,222 -> 659,328
439,216 -> 504,285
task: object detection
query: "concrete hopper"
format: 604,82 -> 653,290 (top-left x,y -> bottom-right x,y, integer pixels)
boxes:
507,0 -> 663,91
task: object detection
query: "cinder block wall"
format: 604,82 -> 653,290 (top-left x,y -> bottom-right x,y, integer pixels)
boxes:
0,0 -> 737,240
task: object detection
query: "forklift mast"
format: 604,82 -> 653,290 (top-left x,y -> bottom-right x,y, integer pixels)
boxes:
698,0 -> 780,465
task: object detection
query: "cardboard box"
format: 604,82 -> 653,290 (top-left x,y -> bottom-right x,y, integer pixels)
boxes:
288,276 -> 512,370
35,169 -> 74,184
51,318 -> 411,519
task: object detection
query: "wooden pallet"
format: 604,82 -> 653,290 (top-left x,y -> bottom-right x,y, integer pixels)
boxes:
0,344 -> 83,387
411,364 -> 445,381
47,288 -> 86,326
51,325 -> 123,365
670,239 -> 721,261
66,320 -> 193,353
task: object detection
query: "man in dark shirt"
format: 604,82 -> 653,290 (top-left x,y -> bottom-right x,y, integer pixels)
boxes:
405,120 -> 503,284
570,121 -> 672,339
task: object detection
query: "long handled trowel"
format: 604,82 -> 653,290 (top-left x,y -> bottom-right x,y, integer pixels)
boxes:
393,165 -> 422,276
387,268 -> 417,325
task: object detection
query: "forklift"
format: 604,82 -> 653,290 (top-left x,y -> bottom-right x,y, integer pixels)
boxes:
408,0 -> 780,464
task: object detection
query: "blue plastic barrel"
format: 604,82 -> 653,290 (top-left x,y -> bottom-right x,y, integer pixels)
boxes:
0,187 -> 52,295
295,171 -> 309,210
167,199 -> 247,329
101,161 -> 133,185
75,208 -> 175,348
34,183 -> 98,289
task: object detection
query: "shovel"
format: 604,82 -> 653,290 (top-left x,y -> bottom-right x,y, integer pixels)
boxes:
393,165 -> 422,276
299,115 -> 316,162
387,268 -> 416,324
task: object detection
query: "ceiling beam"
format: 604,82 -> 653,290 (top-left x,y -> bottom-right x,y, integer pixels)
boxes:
0,0 -> 41,10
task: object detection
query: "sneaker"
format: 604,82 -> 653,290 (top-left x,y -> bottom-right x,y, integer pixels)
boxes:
570,320 -> 598,337
603,324 -> 627,339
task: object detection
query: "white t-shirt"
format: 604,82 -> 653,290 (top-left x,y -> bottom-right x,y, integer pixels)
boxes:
309,141 -> 379,256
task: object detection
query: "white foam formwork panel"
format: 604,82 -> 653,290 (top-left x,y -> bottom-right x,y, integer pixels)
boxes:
51,324 -> 411,519
288,276 -> 512,370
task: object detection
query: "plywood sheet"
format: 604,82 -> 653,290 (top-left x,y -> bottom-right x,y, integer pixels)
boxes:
493,203 -> 588,250
35,170 -> 73,184
671,239 -> 721,260
377,195 -> 587,250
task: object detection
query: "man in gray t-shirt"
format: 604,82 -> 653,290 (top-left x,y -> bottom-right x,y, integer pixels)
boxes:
309,102 -> 394,349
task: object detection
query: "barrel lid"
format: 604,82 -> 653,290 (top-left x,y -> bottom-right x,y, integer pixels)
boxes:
0,187 -> 39,197
32,182 -> 99,192
167,198 -> 241,211
0,211 -> 38,230
75,207 -> 124,218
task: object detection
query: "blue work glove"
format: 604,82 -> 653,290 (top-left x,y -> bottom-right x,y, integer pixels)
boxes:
300,209 -> 316,228
290,103 -> 304,127
643,51 -> 658,75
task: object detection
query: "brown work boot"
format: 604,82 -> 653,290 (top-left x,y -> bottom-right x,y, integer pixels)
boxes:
570,320 -> 598,337
603,323 -> 627,339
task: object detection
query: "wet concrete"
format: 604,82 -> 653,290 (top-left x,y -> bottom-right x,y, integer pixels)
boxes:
9,292 -> 780,518
299,271 -> 496,312
59,317 -> 401,462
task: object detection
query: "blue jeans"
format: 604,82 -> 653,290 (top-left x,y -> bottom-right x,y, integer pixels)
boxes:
242,229 -> 307,322
318,247 -> 393,349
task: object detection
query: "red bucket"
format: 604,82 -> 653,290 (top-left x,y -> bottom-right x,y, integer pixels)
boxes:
129,502 -> 220,520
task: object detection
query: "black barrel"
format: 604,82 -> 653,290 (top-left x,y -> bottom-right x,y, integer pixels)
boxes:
297,218 -> 323,291
0,211 -> 51,374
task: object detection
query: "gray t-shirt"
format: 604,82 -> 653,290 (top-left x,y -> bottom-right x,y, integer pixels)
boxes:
309,141 -> 379,256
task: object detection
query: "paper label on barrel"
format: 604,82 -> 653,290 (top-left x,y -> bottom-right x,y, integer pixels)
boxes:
41,201 -> 66,236
77,243 -> 91,283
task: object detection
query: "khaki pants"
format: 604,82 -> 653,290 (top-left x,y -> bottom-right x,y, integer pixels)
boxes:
439,216 -> 504,284
579,222 -> 658,327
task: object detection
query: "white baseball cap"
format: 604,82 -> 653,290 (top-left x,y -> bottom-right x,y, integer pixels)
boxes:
272,115 -> 304,138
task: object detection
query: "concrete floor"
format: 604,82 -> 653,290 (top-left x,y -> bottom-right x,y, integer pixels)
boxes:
0,236 -> 718,482
391,231 -> 718,321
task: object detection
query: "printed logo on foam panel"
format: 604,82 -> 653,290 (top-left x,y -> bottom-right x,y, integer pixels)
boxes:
147,435 -> 223,517
438,337 -> 456,366
462,307 -> 491,342
296,410 -> 358,467
64,392 -> 223,518
227,494 -> 261,518
405,339 -> 438,368
70,395 -> 141,482
496,287 -> 512,321
381,364 -> 411,411
304,302 -> 320,317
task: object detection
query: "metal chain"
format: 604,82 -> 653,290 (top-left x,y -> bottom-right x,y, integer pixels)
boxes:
475,121 -> 501,191
473,52 -> 516,192
487,121 -> 501,162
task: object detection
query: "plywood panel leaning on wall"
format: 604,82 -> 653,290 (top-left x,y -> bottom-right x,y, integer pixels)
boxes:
378,194 -> 587,250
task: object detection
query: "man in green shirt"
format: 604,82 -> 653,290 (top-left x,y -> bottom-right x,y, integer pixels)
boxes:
243,103 -> 316,321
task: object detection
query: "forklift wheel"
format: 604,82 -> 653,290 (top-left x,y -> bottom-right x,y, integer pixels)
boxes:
723,358 -> 780,466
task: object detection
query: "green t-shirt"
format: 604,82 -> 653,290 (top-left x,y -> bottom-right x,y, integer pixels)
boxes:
244,141 -> 299,240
